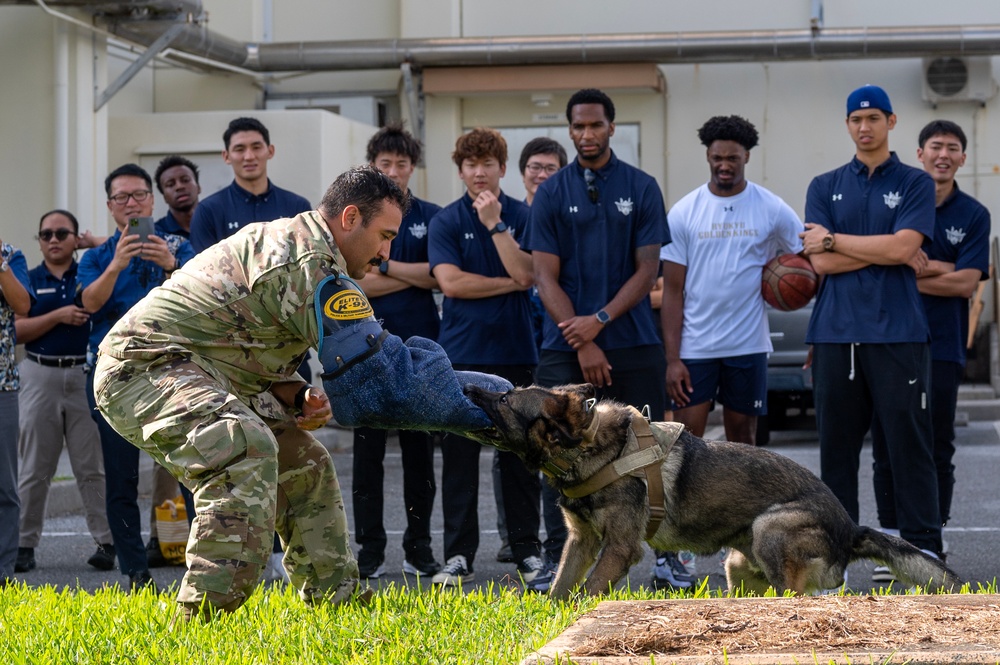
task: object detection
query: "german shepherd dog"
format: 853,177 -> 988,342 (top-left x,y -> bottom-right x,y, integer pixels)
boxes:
465,383 -> 959,600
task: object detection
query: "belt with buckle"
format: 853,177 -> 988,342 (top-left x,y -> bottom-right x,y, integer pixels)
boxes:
26,352 -> 88,368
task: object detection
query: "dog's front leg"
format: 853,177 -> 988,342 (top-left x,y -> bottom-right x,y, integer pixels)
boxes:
583,534 -> 644,596
549,512 -> 601,601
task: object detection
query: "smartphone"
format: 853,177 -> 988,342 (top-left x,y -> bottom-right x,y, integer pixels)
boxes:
128,216 -> 156,243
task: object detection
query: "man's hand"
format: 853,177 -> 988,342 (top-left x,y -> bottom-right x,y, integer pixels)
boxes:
76,230 -> 101,249
577,342 -> 612,387
558,314 -> 603,350
799,222 -> 831,255
296,388 -> 332,431
110,233 -> 143,272
666,359 -> 693,407
907,248 -> 930,276
137,235 -> 177,272
472,191 -> 503,229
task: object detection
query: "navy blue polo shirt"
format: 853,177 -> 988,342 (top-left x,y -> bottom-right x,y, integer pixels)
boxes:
78,229 -> 195,356
922,184 -> 990,365
369,195 -> 442,341
428,191 -> 537,366
24,261 -> 88,356
156,211 -> 189,238
805,153 -> 935,345
525,151 -> 669,352
189,180 -> 311,253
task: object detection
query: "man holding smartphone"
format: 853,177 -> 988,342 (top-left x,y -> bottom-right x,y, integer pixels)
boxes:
79,163 -> 194,591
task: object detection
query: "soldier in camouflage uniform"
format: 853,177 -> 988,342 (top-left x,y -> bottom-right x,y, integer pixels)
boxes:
93,166 -> 508,618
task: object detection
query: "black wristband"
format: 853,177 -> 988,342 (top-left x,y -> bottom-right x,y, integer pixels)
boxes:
294,384 -> 311,411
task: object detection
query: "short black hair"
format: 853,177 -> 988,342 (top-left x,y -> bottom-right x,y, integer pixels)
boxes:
39,209 -> 79,234
566,88 -> 615,123
518,138 -> 568,174
224,117 -> 270,149
697,115 -> 759,151
319,165 -> 410,226
919,119 -> 968,152
366,122 -> 422,164
104,163 -> 152,197
154,155 -> 200,193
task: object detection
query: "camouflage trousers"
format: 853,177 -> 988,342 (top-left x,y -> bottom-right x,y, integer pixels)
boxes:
93,353 -> 359,612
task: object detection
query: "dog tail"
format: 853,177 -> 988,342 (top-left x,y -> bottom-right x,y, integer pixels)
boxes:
852,527 -> 961,591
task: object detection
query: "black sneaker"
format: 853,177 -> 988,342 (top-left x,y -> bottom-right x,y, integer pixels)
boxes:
357,551 -> 386,579
129,569 -> 157,593
145,538 -> 168,568
495,542 -> 514,563
402,551 -> 442,576
14,547 -> 35,573
87,543 -> 116,571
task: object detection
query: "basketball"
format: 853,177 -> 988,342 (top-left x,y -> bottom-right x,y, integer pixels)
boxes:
762,254 -> 817,311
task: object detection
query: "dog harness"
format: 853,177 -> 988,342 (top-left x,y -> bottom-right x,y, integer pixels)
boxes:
552,407 -> 684,540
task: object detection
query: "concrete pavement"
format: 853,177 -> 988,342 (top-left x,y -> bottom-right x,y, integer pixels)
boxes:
15,414 -> 1000,595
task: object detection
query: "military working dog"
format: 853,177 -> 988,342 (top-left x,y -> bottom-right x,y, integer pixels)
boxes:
465,383 -> 959,600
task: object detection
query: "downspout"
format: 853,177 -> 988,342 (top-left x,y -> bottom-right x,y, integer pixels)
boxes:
54,18 -> 69,208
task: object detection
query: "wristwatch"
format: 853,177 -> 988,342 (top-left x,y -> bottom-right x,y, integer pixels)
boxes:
822,233 -> 837,252
596,309 -> 611,325
490,221 -> 508,236
379,260 -> 390,275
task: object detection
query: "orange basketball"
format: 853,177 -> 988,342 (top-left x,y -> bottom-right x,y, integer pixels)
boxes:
762,254 -> 817,311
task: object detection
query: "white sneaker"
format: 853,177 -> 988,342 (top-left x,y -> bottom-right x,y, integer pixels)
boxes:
431,555 -> 475,587
266,551 -> 289,584
872,565 -> 896,584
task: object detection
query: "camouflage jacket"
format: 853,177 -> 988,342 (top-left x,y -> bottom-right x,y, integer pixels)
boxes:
99,210 -> 344,419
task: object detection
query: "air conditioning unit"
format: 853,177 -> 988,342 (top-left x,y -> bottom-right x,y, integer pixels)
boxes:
922,57 -> 997,105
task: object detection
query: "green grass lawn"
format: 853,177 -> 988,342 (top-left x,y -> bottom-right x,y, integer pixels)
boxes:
0,579 -> 988,664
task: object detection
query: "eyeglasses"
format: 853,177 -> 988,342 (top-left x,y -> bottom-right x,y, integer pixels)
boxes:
584,168 -> 599,204
37,229 -> 76,242
108,190 -> 152,206
525,162 -> 560,176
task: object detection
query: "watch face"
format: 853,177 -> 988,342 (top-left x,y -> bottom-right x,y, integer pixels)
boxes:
823,235 -> 834,250
596,310 -> 610,324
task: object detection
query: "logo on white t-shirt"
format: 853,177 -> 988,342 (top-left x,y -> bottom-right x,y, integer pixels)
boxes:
615,198 -> 633,216
945,226 -> 966,245
409,222 -> 427,239
883,191 -> 901,209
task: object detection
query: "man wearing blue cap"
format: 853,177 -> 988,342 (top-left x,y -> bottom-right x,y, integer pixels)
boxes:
799,85 -> 944,561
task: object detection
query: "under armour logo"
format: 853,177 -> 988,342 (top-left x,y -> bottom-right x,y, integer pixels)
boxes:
569,206 -> 578,213
227,221 -> 239,230
464,233 -> 475,240
723,206 -> 734,212
754,400 -> 763,408
832,194 -> 843,201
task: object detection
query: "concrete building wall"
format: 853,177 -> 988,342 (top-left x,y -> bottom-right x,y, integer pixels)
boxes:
2,0 -> 1000,273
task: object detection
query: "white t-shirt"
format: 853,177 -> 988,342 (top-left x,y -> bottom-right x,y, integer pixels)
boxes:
660,182 -> 803,359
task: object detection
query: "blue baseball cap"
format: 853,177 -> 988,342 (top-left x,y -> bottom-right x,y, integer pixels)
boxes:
846,85 -> 893,116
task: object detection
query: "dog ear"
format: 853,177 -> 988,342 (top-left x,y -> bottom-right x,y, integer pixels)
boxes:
539,393 -> 585,449
574,383 -> 597,400
542,417 -> 584,449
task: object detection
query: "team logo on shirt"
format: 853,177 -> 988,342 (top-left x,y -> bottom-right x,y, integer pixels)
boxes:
615,198 -> 633,216
945,226 -> 966,245
409,222 -> 427,239
883,191 -> 901,209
